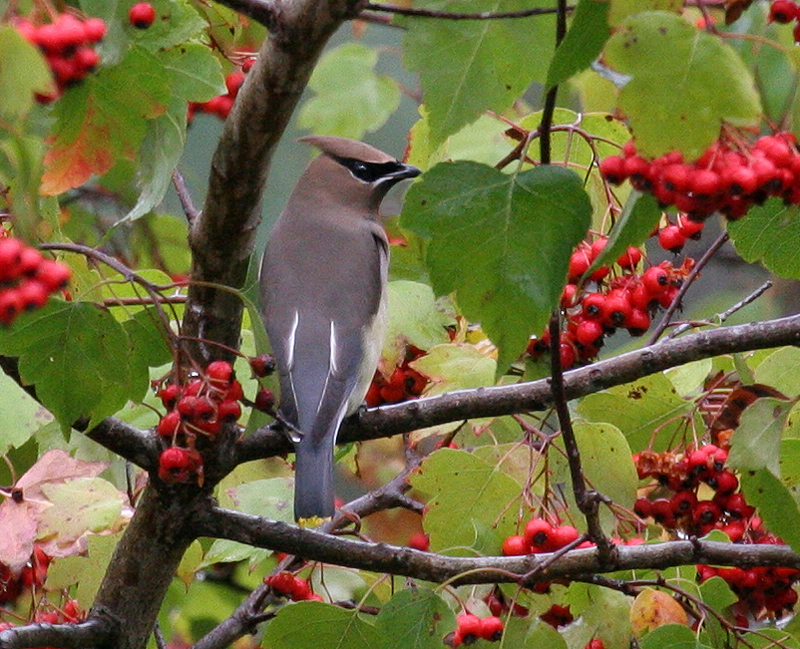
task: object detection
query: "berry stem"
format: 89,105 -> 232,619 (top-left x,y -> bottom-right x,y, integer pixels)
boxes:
647,231 -> 729,344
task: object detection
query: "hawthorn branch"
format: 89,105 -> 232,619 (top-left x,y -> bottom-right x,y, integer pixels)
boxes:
197,508 -> 800,585
0,619 -> 115,649
236,312 -> 800,464
363,2 -> 566,19
207,0 -> 278,28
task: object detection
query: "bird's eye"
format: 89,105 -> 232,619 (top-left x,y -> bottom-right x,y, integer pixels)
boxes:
353,161 -> 367,174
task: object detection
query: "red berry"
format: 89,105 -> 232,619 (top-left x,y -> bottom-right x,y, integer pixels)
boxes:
0,238 -> 23,281
642,266 -> 669,295
524,517 -> 554,550
770,0 -> 798,23
249,353 -> 275,377
660,163 -> 691,192
158,383 -> 182,409
157,410 -> 181,437
265,571 -> 296,596
658,225 -> 688,253
676,214 -> 704,238
289,577 -> 312,601
601,292 -> 633,327
0,289 -> 23,325
456,614 -> 482,640
634,497 -> 652,518
35,259 -> 71,290
568,248 -> 591,279
599,156 -> 627,185
478,616 -> 504,641
408,532 -> 430,551
575,318 -> 604,347
129,2 -> 157,28
158,447 -> 193,482
225,72 -> 245,96
502,535 -> 529,556
616,246 -> 642,269
559,340 -> 576,369
548,525 -> 579,550
254,387 -> 275,412
581,292 -> 606,319
689,169 -> 721,198
206,360 -> 234,384
242,57 -> 256,73
217,399 -> 242,422
83,17 -> 107,42
17,280 -> 49,311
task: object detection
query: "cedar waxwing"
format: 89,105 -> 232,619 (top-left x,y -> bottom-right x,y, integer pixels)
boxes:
260,136 -> 421,522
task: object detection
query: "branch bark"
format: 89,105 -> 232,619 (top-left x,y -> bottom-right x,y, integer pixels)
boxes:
237,312 -> 800,463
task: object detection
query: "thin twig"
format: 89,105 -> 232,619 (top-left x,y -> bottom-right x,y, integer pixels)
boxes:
171,169 -> 201,224
647,231 -> 730,344
364,2 -> 568,19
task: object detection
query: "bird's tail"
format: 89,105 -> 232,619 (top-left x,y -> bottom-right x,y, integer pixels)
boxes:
293,436 -> 335,522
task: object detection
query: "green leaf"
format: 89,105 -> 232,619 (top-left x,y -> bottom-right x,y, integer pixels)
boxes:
602,11 -> 761,159
0,25 -> 54,119
38,477 -> 125,550
123,96 -> 187,223
577,373 -> 699,452
402,162 -> 592,371
410,448 -> 521,552
728,199 -> 800,280
754,347 -> 800,398
376,587 -> 455,649
0,301 -> 133,430
728,398 -> 793,476
0,371 -> 54,453
383,281 -> 453,368
666,358 -> 713,398
159,43 -> 226,102
402,0 -> 554,146
41,46 -> 171,195
740,467 -> 800,553
562,583 -> 634,649
45,532 -> 121,604
546,0 -> 611,88
263,601 -> 381,649
698,576 -> 738,612
639,624 -> 707,649
550,423 -> 637,532
584,190 -> 662,277
298,43 -> 400,140
608,0 -> 683,25
131,0 -> 208,52
410,344 -> 497,395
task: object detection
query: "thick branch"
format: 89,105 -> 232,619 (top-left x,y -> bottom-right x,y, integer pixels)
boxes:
183,0 -> 364,364
198,507 -> 800,585
237,313 -> 800,463
0,620 -> 115,649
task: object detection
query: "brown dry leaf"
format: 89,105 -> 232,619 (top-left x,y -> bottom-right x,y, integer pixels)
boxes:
0,450 -> 108,571
630,587 -> 689,637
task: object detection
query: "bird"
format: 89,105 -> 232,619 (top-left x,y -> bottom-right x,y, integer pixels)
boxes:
260,135 -> 421,523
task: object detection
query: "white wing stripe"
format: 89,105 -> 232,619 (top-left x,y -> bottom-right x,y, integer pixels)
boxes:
329,320 -> 338,374
286,310 -> 300,369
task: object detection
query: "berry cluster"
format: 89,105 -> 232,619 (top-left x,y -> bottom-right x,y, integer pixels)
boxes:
451,613 -> 504,647
528,251 -> 695,369
0,546 -> 49,605
129,2 -> 157,29
189,71 -> 245,122
0,599 -> 83,636
501,517 -> 581,557
769,0 -> 800,41
365,344 -> 428,407
265,571 -> 323,602
633,444 -> 800,617
600,132 -> 800,221
155,361 -> 243,484
0,236 -> 71,326
407,531 -> 430,551
13,13 -> 105,103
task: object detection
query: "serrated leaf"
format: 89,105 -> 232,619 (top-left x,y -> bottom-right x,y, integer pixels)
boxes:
728,398 -> 792,476
728,199 -> 800,280
639,624 -> 707,649
577,373 -> 698,452
45,532 -> 121,604
754,347 -> 800,398
0,26 -> 55,119
263,601 -> 381,649
402,0 -> 554,146
740,467 -> 800,553
666,358 -> 713,398
0,301 -> 133,430
401,162 -> 592,371
585,190 -> 662,276
0,371 -> 54,453
41,46 -> 171,195
383,281 -> 452,369
698,576 -> 738,612
602,11 -> 761,159
131,0 -> 208,52
608,0 -> 683,25
550,423 -> 637,532
410,448 -> 520,552
298,43 -> 400,140
546,0 -> 611,88
38,477 -> 126,556
411,344 -> 497,394
562,583 -> 634,649
375,587 -> 455,649
630,588 -> 688,637
131,214 -> 191,276
160,43 -> 226,101
123,96 -> 187,223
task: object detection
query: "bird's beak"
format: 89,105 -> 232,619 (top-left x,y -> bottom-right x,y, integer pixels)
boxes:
389,163 -> 422,182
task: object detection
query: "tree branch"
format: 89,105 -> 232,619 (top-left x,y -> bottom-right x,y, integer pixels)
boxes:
197,507 -> 800,585
237,312 -> 800,463
0,619 -> 115,649
364,3 -> 567,19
